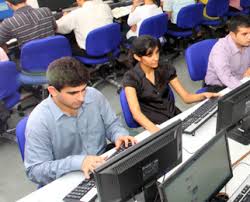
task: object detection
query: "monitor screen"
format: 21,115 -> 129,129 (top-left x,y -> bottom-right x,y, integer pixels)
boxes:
94,120 -> 183,202
37,0 -> 75,11
158,130 -> 232,202
216,80 -> 250,145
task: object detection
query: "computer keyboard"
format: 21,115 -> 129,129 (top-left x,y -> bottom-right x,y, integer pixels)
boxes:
229,175 -> 250,202
63,143 -> 133,202
182,97 -> 219,135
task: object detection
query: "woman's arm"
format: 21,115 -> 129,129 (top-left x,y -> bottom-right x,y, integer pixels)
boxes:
125,86 -> 160,134
170,77 -> 219,104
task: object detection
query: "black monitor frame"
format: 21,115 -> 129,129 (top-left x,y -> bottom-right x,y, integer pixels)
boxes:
216,80 -> 250,145
157,130 -> 233,202
37,0 -> 75,12
94,120 -> 183,202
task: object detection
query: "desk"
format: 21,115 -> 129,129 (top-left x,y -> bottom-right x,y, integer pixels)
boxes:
17,83 -> 250,202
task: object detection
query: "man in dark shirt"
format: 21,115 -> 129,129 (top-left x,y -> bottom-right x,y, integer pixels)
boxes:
0,0 -> 56,49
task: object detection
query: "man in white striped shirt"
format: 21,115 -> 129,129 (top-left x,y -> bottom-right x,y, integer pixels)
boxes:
0,0 -> 56,48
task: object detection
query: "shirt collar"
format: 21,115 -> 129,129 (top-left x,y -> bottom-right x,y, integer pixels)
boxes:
15,5 -> 32,14
227,34 -> 241,55
47,87 -> 95,120
134,63 -> 146,79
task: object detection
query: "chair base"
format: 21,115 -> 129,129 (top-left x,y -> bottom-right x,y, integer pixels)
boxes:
0,128 -> 16,142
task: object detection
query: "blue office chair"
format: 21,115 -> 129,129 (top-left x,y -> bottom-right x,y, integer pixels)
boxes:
0,61 -> 20,109
16,116 -> 28,161
185,39 -> 217,93
166,3 -> 204,56
0,0 -> 13,20
120,86 -> 175,128
0,61 -> 21,140
202,0 -> 229,37
139,13 -> 168,39
18,35 -> 72,98
75,23 -> 122,91
19,35 -> 72,85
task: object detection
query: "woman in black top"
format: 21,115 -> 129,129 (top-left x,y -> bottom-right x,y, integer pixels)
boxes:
123,35 -> 219,134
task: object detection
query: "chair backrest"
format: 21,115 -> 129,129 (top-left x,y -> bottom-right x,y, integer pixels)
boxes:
120,86 -> 175,128
0,0 -> 13,20
139,13 -> 168,38
85,23 -> 121,57
185,39 -> 217,81
241,0 -> 250,8
206,0 -> 229,17
120,89 -> 140,128
0,61 -> 19,100
176,3 -> 204,29
16,116 -> 28,161
20,35 -> 72,73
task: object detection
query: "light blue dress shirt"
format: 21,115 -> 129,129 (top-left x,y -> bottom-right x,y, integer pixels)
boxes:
24,87 -> 128,186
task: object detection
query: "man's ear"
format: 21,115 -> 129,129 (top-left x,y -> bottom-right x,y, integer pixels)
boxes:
47,86 -> 59,97
133,54 -> 141,62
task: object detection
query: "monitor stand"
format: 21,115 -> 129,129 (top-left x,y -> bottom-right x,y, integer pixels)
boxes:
227,126 -> 250,145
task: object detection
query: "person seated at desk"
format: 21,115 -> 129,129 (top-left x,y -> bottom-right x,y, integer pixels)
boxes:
126,0 -> 162,40
229,0 -> 242,12
56,0 -> 113,57
205,15 -> 250,92
0,47 -> 9,61
24,57 -> 136,186
123,35 -> 218,134
0,0 -> 56,49
162,0 -> 195,30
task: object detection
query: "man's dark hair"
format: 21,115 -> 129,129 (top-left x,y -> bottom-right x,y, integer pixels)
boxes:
47,57 -> 90,91
5,0 -> 26,5
228,15 -> 250,33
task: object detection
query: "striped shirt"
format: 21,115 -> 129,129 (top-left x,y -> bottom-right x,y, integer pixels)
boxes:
0,6 -> 56,47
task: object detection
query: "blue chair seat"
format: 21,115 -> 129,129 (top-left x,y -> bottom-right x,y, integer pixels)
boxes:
18,73 -> 48,85
167,27 -> 200,38
4,92 -> 20,109
76,49 -> 120,65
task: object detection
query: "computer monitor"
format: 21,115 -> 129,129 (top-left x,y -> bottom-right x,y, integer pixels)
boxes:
37,0 -> 75,12
216,80 -> 250,145
157,130 -> 233,202
94,120 -> 183,202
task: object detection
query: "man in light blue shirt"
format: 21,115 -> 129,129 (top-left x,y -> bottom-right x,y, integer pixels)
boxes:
24,57 -> 136,186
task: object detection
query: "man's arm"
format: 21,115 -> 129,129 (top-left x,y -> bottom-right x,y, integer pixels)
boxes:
24,118 -> 85,186
56,11 -> 75,34
210,48 -> 241,89
0,20 -> 13,47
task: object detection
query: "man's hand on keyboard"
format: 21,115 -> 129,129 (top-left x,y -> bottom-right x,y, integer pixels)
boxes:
81,155 -> 106,179
115,135 -> 137,150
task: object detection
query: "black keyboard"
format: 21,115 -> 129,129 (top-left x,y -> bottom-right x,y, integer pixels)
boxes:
63,143 -> 133,202
229,175 -> 250,202
63,178 -> 96,202
182,97 -> 219,135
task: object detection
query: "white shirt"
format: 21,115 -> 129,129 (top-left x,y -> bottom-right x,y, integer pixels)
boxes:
56,1 -> 113,50
163,0 -> 195,24
127,4 -> 163,39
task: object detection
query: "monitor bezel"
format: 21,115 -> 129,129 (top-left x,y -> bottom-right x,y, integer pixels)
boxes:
94,119 -> 183,202
157,130 -> 233,202
216,80 -> 250,133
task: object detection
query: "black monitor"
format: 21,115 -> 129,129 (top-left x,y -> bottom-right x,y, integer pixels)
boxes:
94,120 -> 183,202
37,0 -> 75,12
216,80 -> 250,145
157,130 -> 233,202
